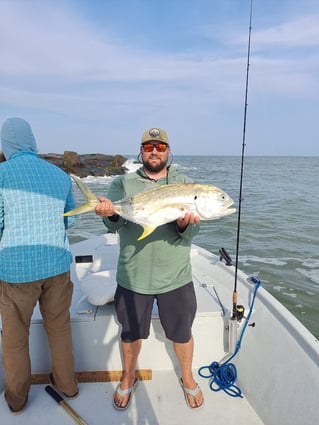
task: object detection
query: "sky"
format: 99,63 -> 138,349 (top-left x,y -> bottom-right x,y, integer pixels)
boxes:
1,0 -> 319,156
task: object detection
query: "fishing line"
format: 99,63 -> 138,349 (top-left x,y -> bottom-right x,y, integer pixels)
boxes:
232,0 -> 253,319
198,0 -> 259,398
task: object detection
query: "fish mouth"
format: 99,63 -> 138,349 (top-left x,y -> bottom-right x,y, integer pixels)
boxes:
217,204 -> 236,216
224,207 -> 236,215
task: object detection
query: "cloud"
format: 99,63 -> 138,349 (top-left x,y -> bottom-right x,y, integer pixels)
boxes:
0,1 -> 120,79
0,1 -> 318,155
252,15 -> 319,48
0,1 -> 249,115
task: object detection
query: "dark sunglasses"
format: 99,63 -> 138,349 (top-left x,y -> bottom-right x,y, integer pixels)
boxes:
142,143 -> 168,152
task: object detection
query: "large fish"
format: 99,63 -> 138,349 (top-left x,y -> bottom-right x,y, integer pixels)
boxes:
63,174 -> 236,240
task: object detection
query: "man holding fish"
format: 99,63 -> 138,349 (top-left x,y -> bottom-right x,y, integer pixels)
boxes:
64,127 -> 234,410
95,128 -> 205,410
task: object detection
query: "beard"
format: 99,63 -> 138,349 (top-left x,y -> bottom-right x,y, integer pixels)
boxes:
142,156 -> 168,173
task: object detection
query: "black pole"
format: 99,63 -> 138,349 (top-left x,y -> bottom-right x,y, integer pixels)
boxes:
232,0 -> 253,320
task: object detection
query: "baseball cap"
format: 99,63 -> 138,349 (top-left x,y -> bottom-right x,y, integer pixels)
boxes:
141,128 -> 169,145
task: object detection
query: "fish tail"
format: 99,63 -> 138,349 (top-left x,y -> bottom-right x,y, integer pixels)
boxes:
61,174 -> 99,216
61,203 -> 97,216
137,225 -> 157,240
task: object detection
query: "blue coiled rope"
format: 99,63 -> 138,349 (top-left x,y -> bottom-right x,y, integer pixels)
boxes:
198,276 -> 261,398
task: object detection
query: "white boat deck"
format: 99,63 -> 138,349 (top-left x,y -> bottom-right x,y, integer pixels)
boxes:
1,233 -> 319,425
0,370 -> 263,425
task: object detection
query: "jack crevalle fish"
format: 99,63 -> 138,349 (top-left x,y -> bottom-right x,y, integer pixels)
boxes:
63,174 -> 236,240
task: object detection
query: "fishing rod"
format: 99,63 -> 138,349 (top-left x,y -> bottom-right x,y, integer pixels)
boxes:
198,0 -> 260,396
231,0 -> 253,321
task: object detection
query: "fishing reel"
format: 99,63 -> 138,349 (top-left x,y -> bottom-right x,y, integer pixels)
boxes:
235,305 -> 245,322
230,304 -> 245,322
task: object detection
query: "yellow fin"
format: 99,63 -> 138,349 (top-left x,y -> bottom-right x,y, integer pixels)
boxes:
61,174 -> 99,216
137,225 -> 157,240
61,202 -> 97,216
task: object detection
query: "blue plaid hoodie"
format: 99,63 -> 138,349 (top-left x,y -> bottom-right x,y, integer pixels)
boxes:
0,117 -> 77,283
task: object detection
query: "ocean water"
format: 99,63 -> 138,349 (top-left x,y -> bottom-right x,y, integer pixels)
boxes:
67,156 -> 319,339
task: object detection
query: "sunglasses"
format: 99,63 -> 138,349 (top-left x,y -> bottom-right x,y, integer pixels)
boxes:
142,143 -> 168,152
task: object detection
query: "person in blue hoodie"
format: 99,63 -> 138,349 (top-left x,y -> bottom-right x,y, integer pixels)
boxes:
0,117 -> 78,414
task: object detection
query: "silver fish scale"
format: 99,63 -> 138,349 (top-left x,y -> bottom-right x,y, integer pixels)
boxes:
113,183 -> 235,227
63,177 -> 235,238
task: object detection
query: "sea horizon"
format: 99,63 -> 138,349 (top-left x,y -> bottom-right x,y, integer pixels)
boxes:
67,155 -> 319,339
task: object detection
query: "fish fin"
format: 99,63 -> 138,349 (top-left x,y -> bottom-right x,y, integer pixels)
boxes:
61,202 -> 97,216
61,175 -> 100,216
70,174 -> 99,202
137,225 -> 158,240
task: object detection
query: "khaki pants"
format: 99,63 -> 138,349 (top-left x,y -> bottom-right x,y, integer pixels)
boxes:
0,271 -> 77,410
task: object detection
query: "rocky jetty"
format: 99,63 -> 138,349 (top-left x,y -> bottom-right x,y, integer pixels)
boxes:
39,151 -> 128,177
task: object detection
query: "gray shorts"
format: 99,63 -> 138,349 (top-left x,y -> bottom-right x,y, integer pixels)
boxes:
114,282 -> 196,343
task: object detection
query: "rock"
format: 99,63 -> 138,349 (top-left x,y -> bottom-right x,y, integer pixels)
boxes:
40,151 -> 128,177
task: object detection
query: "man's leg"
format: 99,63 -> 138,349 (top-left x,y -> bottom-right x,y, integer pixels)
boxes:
113,339 -> 142,408
158,283 -> 204,408
113,286 -> 154,408
0,280 -> 39,411
174,336 -> 204,408
39,272 -> 78,396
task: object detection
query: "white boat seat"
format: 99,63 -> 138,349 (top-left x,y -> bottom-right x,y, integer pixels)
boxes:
79,270 -> 117,307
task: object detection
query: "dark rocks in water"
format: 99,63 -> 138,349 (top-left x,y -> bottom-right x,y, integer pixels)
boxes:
40,151 -> 128,177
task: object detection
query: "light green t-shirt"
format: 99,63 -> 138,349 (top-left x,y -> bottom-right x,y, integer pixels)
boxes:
103,166 -> 200,294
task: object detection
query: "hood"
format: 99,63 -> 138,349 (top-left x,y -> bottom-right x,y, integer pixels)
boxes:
1,117 -> 38,160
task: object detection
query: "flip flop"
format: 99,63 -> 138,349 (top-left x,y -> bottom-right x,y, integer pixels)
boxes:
113,378 -> 138,410
180,378 -> 204,409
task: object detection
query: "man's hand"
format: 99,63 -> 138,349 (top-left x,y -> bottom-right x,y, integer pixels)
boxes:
176,212 -> 200,232
95,196 -> 116,217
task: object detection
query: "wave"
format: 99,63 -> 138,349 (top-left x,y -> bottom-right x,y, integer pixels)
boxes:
80,175 -> 114,185
123,158 -> 141,173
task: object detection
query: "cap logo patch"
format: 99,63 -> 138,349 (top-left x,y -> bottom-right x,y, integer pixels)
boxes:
149,128 -> 160,137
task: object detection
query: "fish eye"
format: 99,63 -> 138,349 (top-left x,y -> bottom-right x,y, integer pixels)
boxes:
194,195 -> 197,200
